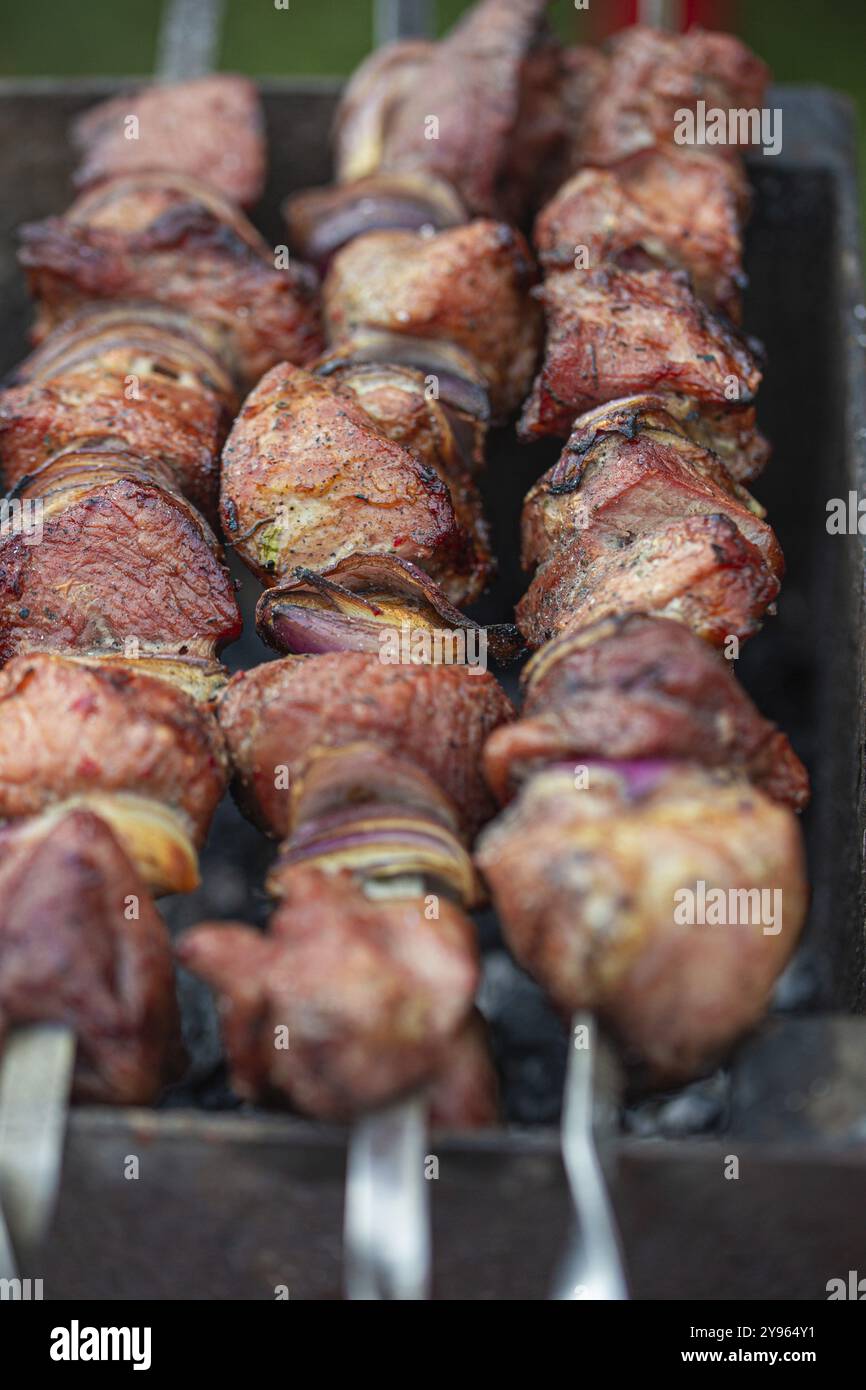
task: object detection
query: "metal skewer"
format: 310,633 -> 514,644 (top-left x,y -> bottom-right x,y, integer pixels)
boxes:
0,1023 -> 75,1273
552,1012 -> 628,1300
343,874 -> 432,1300
638,0 -> 681,30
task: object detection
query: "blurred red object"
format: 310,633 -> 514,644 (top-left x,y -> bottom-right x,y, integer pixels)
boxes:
584,0 -> 736,39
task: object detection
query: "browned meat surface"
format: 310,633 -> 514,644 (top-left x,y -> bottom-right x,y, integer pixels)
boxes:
216,654 -> 515,841
517,512 -> 779,650
521,405 -> 782,583
220,363 -> 480,602
558,45 -> 609,171
323,221 -> 541,421
428,1010 -> 500,1128
71,74 -> 266,207
476,762 -> 807,1084
483,615 -> 810,812
334,0 -> 563,224
0,653 -> 227,841
321,360 -> 492,599
0,807 -> 184,1104
519,264 -> 762,441
573,26 -> 770,167
0,470 -> 241,665
0,370 -> 228,520
534,148 -> 748,320
177,866 -> 479,1120
334,39 -> 434,184
19,173 -> 323,388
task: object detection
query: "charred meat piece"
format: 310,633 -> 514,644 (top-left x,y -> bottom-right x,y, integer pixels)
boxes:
534,147 -> 749,320
323,221 -> 541,422
220,362 -> 482,604
320,358 -> 492,596
476,762 -> 807,1085
334,39 -> 434,185
0,368 -> 229,521
483,615 -> 810,812
19,173 -> 323,388
0,452 -> 241,666
0,807 -> 184,1104
0,653 -> 227,841
284,173 -> 467,274
573,26 -> 770,167
71,74 -> 266,207
521,402 -> 783,583
517,512 -> 779,650
216,653 -> 515,841
177,865 -> 479,1121
536,392 -> 768,489
519,264 -> 762,441
334,0 -> 564,224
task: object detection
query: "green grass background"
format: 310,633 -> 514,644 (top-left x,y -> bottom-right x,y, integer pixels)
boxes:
0,1 -> 863,227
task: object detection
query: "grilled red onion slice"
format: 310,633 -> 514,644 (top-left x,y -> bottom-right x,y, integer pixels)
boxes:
315,332 -> 491,422
289,742 -> 460,836
257,553 -> 521,663
284,173 -> 466,273
267,802 -> 480,907
65,170 -> 271,257
8,301 -> 238,407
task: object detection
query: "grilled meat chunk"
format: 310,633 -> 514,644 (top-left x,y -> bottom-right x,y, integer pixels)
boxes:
0,452 -> 241,666
334,0 -> 564,224
19,173 -> 323,388
0,808 -> 184,1104
476,762 -> 807,1085
517,512 -> 779,650
216,654 -> 515,841
573,25 -> 770,168
71,74 -> 266,207
220,362 -> 482,603
534,147 -> 748,320
519,264 -> 762,441
0,653 -> 228,840
334,39 -> 434,185
483,615 -> 810,812
521,402 -> 782,582
0,369 -> 228,520
323,221 -> 541,421
318,358 -> 492,597
178,865 -> 479,1121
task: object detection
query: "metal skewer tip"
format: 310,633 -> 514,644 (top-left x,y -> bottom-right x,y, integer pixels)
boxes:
552,1011 -> 628,1301
0,1023 -> 76,1271
343,874 -> 432,1301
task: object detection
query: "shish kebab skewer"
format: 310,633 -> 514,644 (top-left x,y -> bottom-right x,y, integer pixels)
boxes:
476,29 -> 809,1109
267,0 -> 805,1294
176,2 -> 562,1298
0,78 -> 302,1263
282,0 -> 809,1290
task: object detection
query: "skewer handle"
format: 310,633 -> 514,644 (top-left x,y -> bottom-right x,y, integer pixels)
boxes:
375,0 -> 434,45
638,0 -> 682,30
